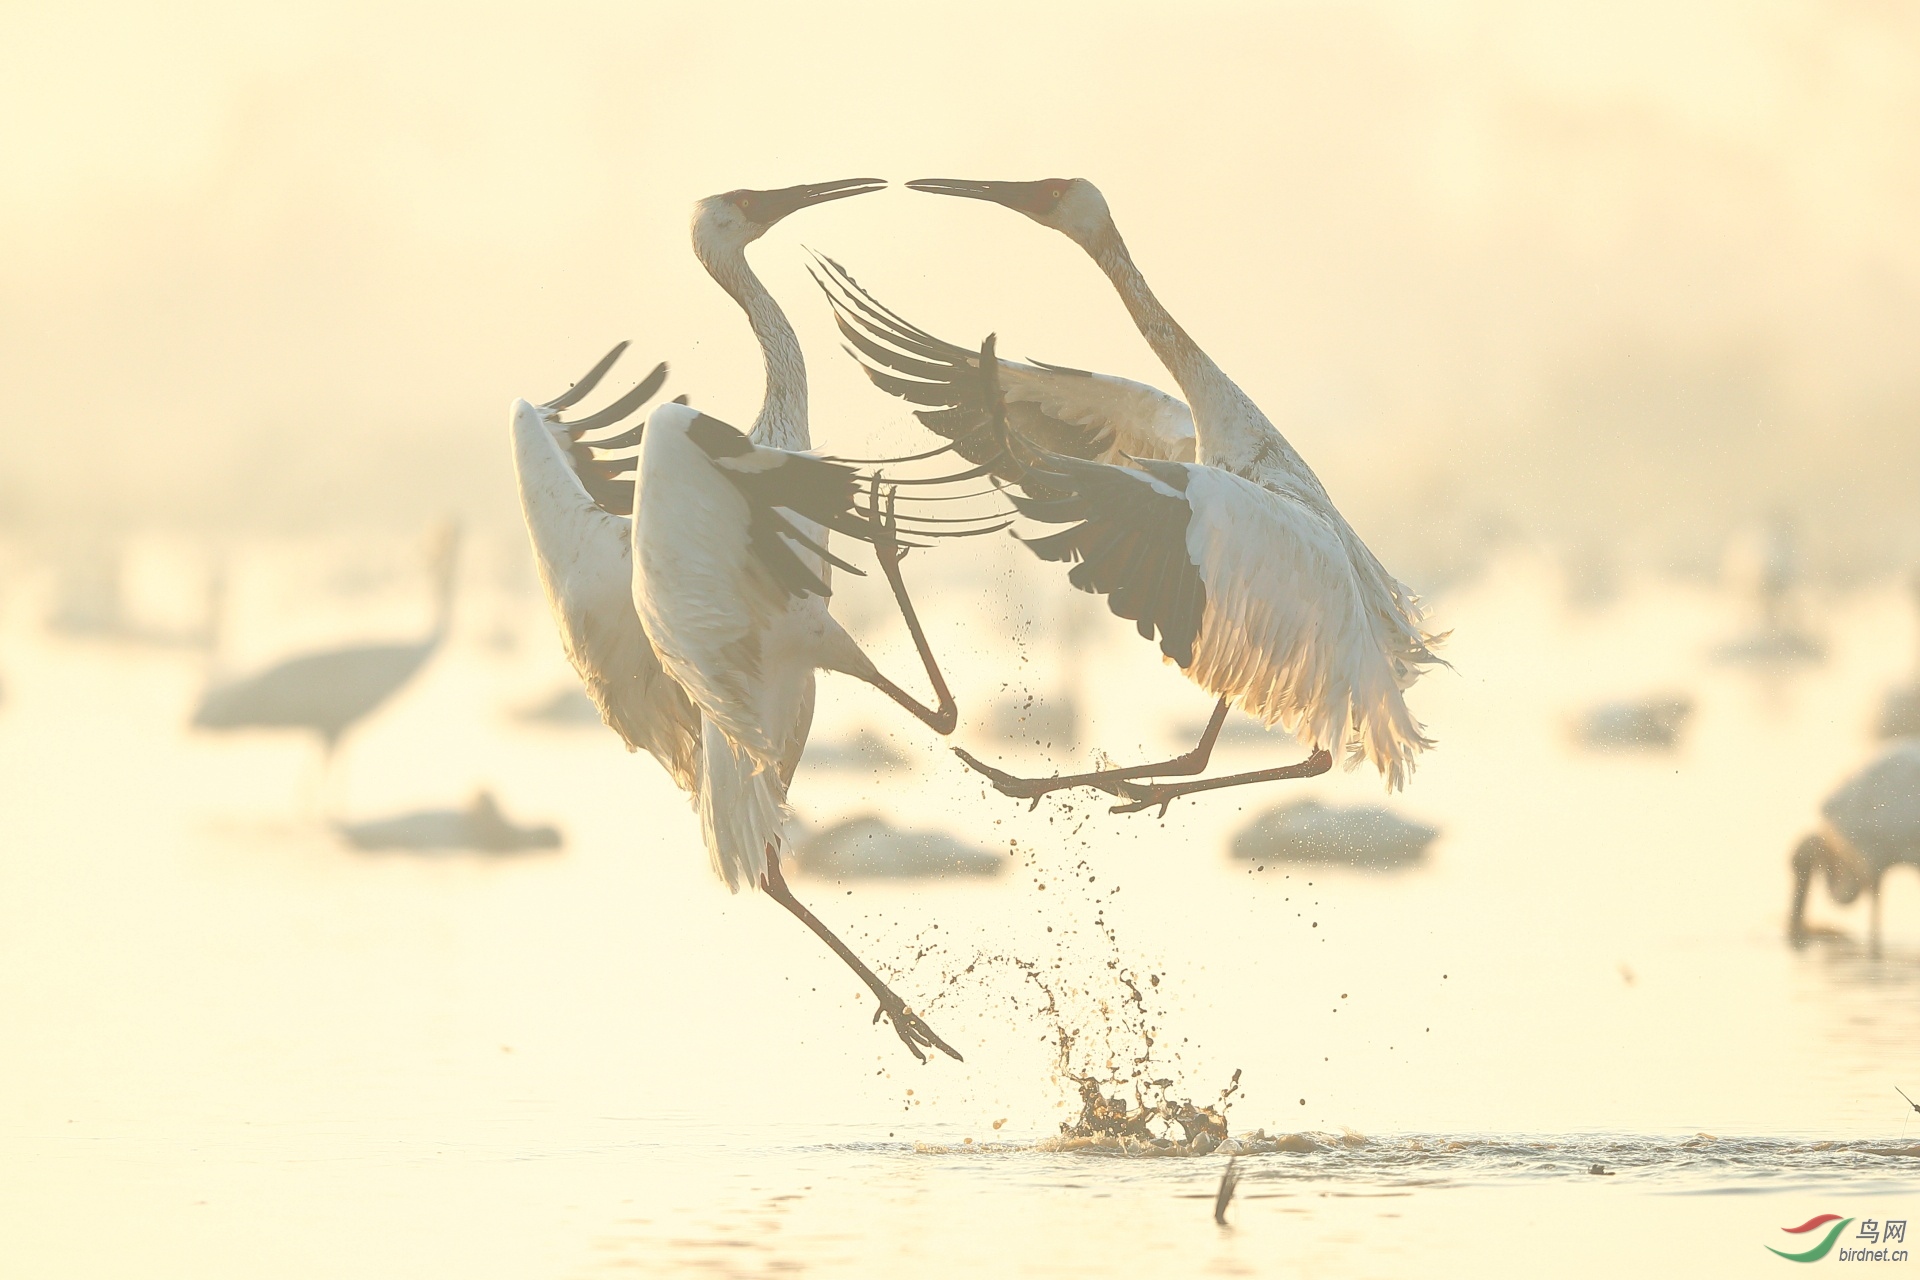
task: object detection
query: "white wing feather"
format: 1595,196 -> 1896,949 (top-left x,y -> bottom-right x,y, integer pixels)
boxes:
1181,467 -> 1434,791
814,255 -> 1195,466
997,360 -> 1196,464
631,412 -> 792,771
510,399 -> 700,793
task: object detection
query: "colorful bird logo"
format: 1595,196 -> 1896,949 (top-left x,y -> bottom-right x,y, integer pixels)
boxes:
1768,1215 -> 1853,1262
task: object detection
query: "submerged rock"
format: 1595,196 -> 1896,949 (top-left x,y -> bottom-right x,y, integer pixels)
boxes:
1712,626 -> 1827,666
337,790 -> 561,855
1572,695 -> 1693,751
790,814 -> 1003,880
1230,799 -> 1437,870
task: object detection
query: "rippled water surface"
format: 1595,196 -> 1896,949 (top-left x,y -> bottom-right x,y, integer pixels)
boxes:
3,542 -> 1919,1277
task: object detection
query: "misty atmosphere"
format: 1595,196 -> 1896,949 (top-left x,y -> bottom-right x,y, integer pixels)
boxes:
3,3 -> 1919,1277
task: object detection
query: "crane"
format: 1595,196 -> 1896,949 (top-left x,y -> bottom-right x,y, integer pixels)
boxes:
815,176 -> 1445,813
632,401 -> 999,1059
1790,740 -> 1920,948
512,343 -> 701,789
191,522 -> 457,813
513,179 -> 994,1060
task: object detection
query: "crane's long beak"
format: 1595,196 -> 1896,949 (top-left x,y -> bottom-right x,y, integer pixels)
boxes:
756,177 -> 886,224
906,178 -> 1050,211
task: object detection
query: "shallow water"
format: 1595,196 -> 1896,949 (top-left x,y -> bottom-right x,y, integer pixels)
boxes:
2,539 -> 1919,1277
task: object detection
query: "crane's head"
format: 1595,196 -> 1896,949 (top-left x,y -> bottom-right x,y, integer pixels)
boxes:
1789,829 -> 1869,939
905,177 -> 1112,246
692,178 -> 885,257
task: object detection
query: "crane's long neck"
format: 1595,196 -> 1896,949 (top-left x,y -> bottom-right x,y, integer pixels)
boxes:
429,554 -> 457,645
703,243 -> 808,449
1085,224 -> 1279,474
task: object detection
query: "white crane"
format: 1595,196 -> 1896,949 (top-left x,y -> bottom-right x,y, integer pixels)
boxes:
1791,741 -> 1920,947
632,402 -> 991,1058
512,344 -> 702,789
814,177 -> 1445,813
191,523 -> 457,813
512,179 -> 992,1060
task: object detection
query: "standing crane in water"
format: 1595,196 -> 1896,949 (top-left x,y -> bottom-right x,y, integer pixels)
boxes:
815,176 -> 1444,813
513,180 -> 997,1060
1790,740 -> 1920,948
192,523 -> 457,814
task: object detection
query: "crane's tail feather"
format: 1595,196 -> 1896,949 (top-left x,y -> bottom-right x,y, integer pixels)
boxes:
698,719 -> 789,893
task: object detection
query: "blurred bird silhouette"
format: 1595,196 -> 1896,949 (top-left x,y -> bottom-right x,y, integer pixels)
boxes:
191,522 -> 457,814
1877,571 -> 1920,739
1230,798 -> 1438,870
1715,512 -> 1826,666
1572,695 -> 1693,751
789,813 -> 1004,880
336,789 -> 560,855
1789,740 -> 1920,947
48,543 -> 223,650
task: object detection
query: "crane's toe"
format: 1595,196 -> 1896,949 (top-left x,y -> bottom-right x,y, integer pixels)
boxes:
875,998 -> 963,1062
952,747 -> 1054,802
1108,781 -> 1177,818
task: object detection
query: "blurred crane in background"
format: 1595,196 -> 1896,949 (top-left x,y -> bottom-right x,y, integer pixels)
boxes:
1715,511 -> 1826,665
190,522 -> 457,815
1790,740 -> 1920,948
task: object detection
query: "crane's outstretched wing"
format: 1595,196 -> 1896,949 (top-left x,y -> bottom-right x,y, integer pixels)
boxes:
810,254 -> 1196,482
684,409 -> 1011,601
1012,452 -> 1436,791
1009,454 -> 1208,668
510,349 -> 700,792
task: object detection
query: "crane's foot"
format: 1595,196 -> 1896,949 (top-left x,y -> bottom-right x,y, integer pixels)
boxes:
760,854 -> 962,1064
1108,749 -> 1336,816
1107,781 -> 1185,818
871,990 -> 963,1063
952,747 -> 1089,809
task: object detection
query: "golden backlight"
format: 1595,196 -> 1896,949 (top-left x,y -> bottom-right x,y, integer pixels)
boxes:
2,3 -> 1918,1277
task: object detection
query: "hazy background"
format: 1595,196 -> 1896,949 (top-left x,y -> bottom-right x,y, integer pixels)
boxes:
6,5 -> 1920,1275
4,0 -> 1917,585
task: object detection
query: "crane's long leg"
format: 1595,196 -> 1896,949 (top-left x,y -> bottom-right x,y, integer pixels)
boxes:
1108,749 -> 1334,817
310,737 -> 343,824
953,698 -> 1232,810
855,485 -> 958,735
759,854 -> 961,1063
1871,873 -> 1885,957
